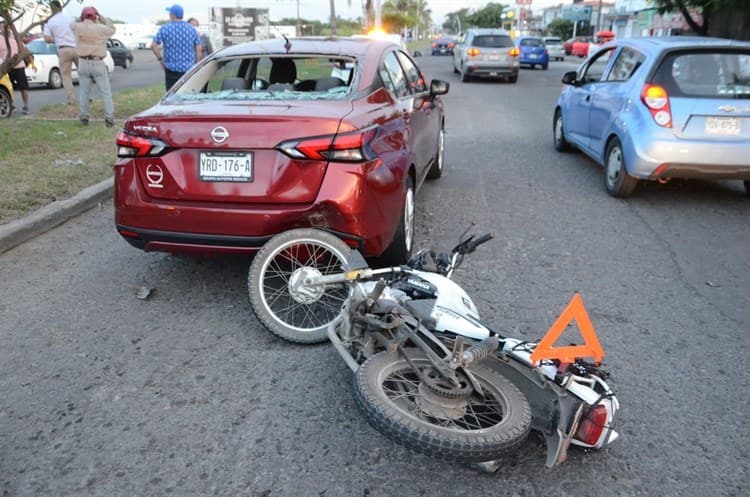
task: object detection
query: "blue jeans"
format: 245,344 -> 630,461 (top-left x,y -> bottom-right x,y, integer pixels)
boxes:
78,58 -> 114,121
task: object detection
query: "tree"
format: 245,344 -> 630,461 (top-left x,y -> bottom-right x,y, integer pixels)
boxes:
651,0 -> 748,38
1,0 -> 72,79
442,8 -> 471,34
547,18 -> 574,40
381,0 -> 421,35
466,3 -> 507,29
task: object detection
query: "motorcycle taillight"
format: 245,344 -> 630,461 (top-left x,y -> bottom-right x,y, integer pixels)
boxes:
574,404 -> 609,446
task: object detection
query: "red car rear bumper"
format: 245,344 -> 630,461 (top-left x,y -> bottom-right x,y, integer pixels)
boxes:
114,157 -> 404,257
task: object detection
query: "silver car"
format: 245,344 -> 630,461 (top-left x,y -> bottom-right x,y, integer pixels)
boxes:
553,36 -> 750,197
543,36 -> 565,61
453,28 -> 520,83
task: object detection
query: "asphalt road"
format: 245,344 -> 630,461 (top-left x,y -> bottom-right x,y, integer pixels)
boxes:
2,54 -> 749,497
25,48 -> 163,113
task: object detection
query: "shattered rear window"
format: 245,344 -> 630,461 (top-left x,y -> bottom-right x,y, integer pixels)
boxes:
169,55 -> 356,101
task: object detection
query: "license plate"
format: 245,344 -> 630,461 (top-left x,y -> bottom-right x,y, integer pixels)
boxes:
199,152 -> 253,182
488,54 -> 500,61
529,54 -> 538,59
440,48 -> 446,53
705,116 -> 740,135
489,72 -> 498,76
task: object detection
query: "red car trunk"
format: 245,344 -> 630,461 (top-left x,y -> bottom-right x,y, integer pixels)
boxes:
127,100 -> 354,204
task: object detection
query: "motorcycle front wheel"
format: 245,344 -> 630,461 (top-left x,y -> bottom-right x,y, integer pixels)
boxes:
248,228 -> 352,343
354,348 -> 532,462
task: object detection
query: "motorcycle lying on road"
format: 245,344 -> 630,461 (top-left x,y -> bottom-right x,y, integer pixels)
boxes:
248,228 -> 620,468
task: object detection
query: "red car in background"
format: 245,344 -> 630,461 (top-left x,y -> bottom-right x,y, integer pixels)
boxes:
564,36 -> 590,55
571,36 -> 593,57
114,37 -> 449,264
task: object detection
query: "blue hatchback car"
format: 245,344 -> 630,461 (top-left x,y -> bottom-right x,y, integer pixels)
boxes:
517,36 -> 549,70
553,37 -> 750,197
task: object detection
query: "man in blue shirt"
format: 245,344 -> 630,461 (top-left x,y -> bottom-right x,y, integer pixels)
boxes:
151,4 -> 201,90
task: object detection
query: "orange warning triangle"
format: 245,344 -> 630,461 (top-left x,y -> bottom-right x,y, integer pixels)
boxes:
529,293 -> 605,364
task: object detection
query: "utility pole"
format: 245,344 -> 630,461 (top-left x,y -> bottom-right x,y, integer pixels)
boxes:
596,0 -> 603,31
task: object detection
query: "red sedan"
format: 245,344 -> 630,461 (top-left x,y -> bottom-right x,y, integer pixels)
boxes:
571,36 -> 593,57
565,36 -> 591,56
114,37 -> 449,264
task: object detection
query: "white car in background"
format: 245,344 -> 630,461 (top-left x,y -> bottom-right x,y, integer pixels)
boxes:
543,36 -> 565,61
25,39 -> 115,89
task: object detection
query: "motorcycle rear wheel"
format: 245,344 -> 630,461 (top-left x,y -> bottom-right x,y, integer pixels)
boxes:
248,228 -> 351,343
354,349 -> 531,462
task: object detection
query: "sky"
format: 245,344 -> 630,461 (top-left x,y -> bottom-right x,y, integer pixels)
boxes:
80,0 -> 564,28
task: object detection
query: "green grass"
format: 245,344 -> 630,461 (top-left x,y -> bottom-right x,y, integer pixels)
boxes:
0,85 -> 163,224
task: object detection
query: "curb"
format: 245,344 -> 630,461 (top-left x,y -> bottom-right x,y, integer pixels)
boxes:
0,177 -> 114,254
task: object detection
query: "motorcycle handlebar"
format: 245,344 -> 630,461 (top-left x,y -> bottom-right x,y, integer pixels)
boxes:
455,232 -> 494,255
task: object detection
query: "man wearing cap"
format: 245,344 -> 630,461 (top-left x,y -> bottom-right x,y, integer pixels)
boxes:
43,0 -> 77,105
151,4 -> 201,91
71,6 -> 116,127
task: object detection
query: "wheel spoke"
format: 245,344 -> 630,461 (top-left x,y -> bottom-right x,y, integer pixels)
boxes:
379,362 -> 508,432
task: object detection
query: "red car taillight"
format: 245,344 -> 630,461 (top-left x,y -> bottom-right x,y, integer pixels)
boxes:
116,131 -> 169,157
432,42 -> 437,48
467,48 -> 480,57
508,47 -> 519,57
574,404 -> 609,446
448,42 -> 455,49
640,84 -> 672,128
277,127 -> 378,162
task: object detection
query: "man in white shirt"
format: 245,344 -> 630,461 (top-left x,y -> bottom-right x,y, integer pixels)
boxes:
43,0 -> 78,105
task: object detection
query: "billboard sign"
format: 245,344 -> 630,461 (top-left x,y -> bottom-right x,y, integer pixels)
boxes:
562,5 -> 592,22
209,7 -> 270,47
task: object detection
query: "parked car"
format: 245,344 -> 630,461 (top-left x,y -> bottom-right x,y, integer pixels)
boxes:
431,35 -> 455,55
452,28 -> 519,83
553,37 -> 750,197
516,36 -> 549,70
107,38 -> 133,69
0,72 -> 13,118
571,37 -> 592,57
136,35 -> 154,50
25,39 -> 115,88
114,37 -> 449,263
564,36 -> 590,56
543,36 -> 565,61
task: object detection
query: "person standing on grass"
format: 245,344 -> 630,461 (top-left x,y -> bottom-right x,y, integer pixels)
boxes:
188,18 -> 212,60
151,4 -> 201,91
71,6 -> 115,127
0,22 -> 31,115
43,0 -> 78,105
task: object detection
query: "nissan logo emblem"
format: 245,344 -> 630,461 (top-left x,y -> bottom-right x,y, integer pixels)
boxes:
146,164 -> 164,188
211,126 -> 229,143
